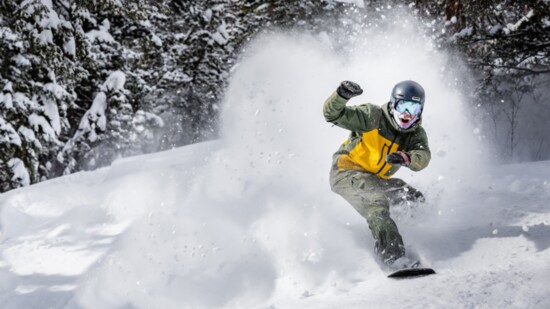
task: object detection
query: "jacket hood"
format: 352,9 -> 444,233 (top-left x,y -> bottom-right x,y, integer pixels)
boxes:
382,102 -> 422,133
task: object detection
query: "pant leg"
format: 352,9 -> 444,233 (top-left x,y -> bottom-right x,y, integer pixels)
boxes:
330,169 -> 405,264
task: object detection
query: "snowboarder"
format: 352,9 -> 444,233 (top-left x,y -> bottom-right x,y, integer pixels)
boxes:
323,80 -> 431,270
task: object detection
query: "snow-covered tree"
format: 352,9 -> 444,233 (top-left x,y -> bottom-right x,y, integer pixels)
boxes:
0,0 -> 76,189
59,70 -> 146,173
433,0 -> 550,161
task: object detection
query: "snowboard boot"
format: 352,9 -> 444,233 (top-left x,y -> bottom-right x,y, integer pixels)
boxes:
386,256 -> 421,271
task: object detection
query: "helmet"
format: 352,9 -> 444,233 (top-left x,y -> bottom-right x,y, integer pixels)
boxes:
389,80 -> 425,129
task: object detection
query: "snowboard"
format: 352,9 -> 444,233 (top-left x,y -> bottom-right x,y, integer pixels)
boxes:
387,267 -> 436,279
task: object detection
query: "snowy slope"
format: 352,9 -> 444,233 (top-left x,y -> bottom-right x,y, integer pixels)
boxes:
1,25 -> 550,309
1,140 -> 549,309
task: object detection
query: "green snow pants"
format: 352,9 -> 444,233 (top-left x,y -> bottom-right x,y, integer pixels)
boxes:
330,168 -> 423,264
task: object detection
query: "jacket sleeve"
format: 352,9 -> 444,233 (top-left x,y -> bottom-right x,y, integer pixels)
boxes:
407,127 -> 431,172
323,91 -> 370,132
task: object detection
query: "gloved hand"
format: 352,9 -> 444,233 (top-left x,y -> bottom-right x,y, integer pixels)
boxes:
386,151 -> 411,166
337,81 -> 363,100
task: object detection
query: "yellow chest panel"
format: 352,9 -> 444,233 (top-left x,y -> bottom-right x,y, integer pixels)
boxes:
338,129 -> 400,179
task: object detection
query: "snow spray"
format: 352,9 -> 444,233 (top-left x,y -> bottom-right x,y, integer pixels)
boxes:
74,11 -> 489,309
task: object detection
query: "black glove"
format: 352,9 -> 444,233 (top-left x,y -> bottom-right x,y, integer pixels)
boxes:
386,151 -> 411,166
336,81 -> 363,100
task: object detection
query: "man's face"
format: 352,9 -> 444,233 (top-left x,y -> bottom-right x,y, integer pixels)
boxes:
398,111 -> 415,126
394,100 -> 422,129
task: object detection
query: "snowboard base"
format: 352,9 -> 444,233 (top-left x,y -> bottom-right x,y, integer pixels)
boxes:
388,267 -> 436,279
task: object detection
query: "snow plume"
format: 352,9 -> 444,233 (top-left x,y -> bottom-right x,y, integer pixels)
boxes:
213,19 -> 487,296
67,15 -> 490,308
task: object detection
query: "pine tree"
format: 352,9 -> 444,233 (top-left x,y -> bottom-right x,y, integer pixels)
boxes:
431,0 -> 550,160
56,0 -> 164,174
59,71 -> 130,172
0,0 -> 75,188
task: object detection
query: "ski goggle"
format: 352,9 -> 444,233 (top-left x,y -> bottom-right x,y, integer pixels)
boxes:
395,100 -> 422,116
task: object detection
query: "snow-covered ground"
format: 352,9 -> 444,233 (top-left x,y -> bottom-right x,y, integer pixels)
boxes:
1,140 -> 549,309
1,22 -> 550,309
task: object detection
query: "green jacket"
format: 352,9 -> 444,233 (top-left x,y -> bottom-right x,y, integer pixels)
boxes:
323,91 -> 431,179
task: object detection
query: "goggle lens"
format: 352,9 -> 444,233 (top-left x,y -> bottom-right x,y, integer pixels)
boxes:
395,100 -> 422,115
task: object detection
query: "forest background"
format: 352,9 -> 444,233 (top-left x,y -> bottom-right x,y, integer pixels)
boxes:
0,0 -> 548,192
